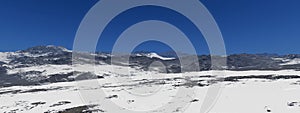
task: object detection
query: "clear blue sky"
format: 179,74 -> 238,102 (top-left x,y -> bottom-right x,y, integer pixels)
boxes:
0,0 -> 299,54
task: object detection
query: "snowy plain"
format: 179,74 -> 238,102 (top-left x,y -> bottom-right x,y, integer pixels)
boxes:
0,63 -> 300,113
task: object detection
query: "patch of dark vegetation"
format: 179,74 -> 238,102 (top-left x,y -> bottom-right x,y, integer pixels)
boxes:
0,73 -> 36,87
105,95 -> 118,99
9,109 -> 20,113
127,100 -> 135,104
0,87 -> 65,95
173,80 -> 208,88
31,101 -> 46,106
190,99 -> 199,103
223,75 -> 300,82
287,101 -> 300,107
0,90 -> 22,95
59,106 -> 88,113
224,75 -> 273,82
273,75 -> 300,79
46,105 -> 105,113
132,78 -> 178,84
170,75 -> 300,87
21,88 -> 48,93
0,71 -> 104,88
42,72 -> 104,84
102,79 -> 167,89
194,75 -> 214,78
49,101 -> 71,107
20,87 -> 63,93
40,72 -> 75,83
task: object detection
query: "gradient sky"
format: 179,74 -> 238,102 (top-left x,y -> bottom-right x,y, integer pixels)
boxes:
0,0 -> 299,54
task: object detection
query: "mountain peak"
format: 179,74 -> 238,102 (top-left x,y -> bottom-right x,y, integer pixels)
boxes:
20,45 -> 71,54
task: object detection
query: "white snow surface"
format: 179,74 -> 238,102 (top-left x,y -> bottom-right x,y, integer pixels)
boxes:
280,58 -> 300,65
137,53 -> 176,60
0,52 -> 17,63
1,64 -> 300,113
272,57 -> 300,65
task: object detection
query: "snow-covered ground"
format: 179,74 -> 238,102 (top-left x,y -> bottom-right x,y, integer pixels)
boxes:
0,64 -> 300,113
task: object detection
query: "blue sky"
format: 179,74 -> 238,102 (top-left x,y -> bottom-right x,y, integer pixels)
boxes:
0,0 -> 299,54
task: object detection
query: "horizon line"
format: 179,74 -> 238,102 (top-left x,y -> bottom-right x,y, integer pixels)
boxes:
0,45 -> 299,56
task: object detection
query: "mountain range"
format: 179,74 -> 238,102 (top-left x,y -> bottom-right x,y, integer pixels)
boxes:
1,45 -> 300,113
0,45 -> 300,87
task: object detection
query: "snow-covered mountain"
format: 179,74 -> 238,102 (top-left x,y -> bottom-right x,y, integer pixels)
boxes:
135,52 -> 176,60
1,45 -> 300,87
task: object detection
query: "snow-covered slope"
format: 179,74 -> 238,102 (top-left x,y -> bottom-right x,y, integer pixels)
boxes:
1,46 -> 300,113
280,58 -> 300,65
135,52 -> 176,60
145,53 -> 176,60
0,52 -> 18,64
1,68 -> 300,113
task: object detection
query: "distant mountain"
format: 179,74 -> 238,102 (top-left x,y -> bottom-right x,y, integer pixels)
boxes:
0,45 -> 300,87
